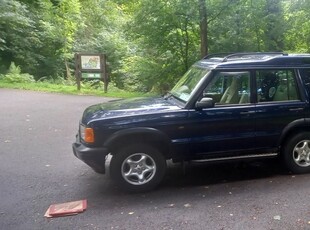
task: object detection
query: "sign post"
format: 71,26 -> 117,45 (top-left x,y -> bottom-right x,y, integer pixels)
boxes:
74,53 -> 108,92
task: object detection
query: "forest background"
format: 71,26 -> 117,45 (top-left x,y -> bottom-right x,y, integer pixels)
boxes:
0,0 -> 309,94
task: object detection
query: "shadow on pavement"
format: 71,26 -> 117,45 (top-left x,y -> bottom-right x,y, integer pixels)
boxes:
89,158 -> 289,198
75,158 -> 298,216
162,158 -> 287,188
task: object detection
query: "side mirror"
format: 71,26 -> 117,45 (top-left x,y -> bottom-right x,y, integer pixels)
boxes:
196,97 -> 214,109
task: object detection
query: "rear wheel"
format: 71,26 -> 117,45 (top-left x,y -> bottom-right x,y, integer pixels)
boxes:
110,144 -> 167,192
283,132 -> 310,174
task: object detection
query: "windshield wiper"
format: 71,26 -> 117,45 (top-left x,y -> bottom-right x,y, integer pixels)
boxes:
164,92 -> 173,100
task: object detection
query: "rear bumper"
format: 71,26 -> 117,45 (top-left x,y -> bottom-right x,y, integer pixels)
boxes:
72,142 -> 109,174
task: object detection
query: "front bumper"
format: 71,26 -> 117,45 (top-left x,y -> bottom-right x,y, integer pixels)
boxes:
72,141 -> 109,174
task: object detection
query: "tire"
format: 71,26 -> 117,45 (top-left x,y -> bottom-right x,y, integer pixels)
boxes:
282,132 -> 310,174
110,144 -> 167,192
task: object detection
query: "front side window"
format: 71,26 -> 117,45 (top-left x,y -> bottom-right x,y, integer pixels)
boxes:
256,70 -> 299,102
203,71 -> 251,105
171,66 -> 210,103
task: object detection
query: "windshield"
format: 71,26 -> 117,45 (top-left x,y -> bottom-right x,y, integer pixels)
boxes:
170,66 -> 210,102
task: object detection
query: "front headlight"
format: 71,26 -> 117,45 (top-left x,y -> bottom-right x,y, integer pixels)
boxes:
80,124 -> 95,144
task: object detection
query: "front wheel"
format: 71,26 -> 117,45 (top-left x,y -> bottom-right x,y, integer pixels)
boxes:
283,132 -> 310,174
110,144 -> 167,192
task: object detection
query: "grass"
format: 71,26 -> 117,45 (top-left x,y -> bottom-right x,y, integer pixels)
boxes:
0,81 -> 154,98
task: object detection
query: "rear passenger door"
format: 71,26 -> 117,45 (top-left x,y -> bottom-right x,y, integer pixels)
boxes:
254,69 -> 306,151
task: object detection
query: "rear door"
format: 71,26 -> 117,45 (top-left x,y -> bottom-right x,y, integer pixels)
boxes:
254,69 -> 306,151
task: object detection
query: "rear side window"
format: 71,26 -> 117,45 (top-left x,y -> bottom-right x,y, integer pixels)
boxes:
256,69 -> 299,102
299,69 -> 310,96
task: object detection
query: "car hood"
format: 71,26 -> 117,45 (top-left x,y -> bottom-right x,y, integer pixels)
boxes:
82,97 -> 181,124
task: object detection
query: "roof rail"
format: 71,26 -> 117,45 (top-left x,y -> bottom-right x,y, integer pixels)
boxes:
223,52 -> 287,62
203,52 -> 288,62
203,53 -> 234,59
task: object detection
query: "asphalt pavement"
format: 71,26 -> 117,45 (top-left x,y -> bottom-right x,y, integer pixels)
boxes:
0,88 -> 309,230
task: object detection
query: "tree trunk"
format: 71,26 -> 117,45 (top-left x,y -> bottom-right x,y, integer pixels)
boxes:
199,0 -> 208,58
65,60 -> 71,80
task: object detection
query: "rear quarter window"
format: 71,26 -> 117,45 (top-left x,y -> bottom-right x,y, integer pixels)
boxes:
256,69 -> 299,102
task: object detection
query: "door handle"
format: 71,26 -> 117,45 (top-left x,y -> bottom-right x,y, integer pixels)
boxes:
289,108 -> 304,111
240,111 -> 255,115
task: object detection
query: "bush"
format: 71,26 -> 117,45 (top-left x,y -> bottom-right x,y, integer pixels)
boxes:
0,62 -> 35,83
37,75 -> 75,86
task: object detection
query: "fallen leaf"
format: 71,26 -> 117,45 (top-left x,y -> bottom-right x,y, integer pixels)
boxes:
128,212 -> 134,215
4,140 -> 11,143
184,203 -> 191,208
273,215 -> 281,221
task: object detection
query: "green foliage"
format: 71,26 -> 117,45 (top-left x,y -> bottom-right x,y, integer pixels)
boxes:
0,80 -> 149,98
37,74 -> 75,86
284,0 -> 310,52
0,0 -> 41,75
74,0 -> 131,91
1,0 -> 310,95
120,0 -> 201,92
0,62 -> 35,83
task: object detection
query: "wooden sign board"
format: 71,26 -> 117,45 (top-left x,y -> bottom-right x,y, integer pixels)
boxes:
75,53 -> 108,92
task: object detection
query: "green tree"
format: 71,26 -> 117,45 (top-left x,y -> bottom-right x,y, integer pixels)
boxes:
0,0 -> 39,74
75,0 -> 132,89
284,0 -> 310,52
37,0 -> 81,79
263,0 -> 285,51
0,0 -> 82,79
121,0 -> 201,91
1,0 -> 309,93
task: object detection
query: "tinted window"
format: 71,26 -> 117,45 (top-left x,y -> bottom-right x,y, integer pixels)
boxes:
256,70 -> 299,102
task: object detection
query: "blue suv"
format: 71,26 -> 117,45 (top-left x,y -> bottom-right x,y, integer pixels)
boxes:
73,52 -> 310,192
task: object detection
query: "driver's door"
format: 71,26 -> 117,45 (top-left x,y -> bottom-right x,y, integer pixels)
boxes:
186,70 -> 256,157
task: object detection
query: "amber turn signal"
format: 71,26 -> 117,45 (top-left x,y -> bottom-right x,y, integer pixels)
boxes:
84,128 -> 95,143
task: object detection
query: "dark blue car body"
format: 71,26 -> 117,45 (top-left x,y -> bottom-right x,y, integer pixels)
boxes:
73,53 -> 310,191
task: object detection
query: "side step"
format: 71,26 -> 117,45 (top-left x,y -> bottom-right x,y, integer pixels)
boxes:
191,153 -> 278,163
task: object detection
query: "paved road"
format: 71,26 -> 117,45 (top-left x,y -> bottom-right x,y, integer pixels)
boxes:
0,88 -> 309,230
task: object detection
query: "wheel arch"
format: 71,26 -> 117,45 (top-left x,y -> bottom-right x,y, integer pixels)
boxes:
278,118 -> 310,152
105,127 -> 172,158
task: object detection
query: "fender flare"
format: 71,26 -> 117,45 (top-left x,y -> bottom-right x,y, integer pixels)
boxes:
278,118 -> 309,146
104,127 -> 172,152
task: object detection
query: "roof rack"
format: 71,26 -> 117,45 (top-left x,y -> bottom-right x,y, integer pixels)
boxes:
203,52 -> 288,62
